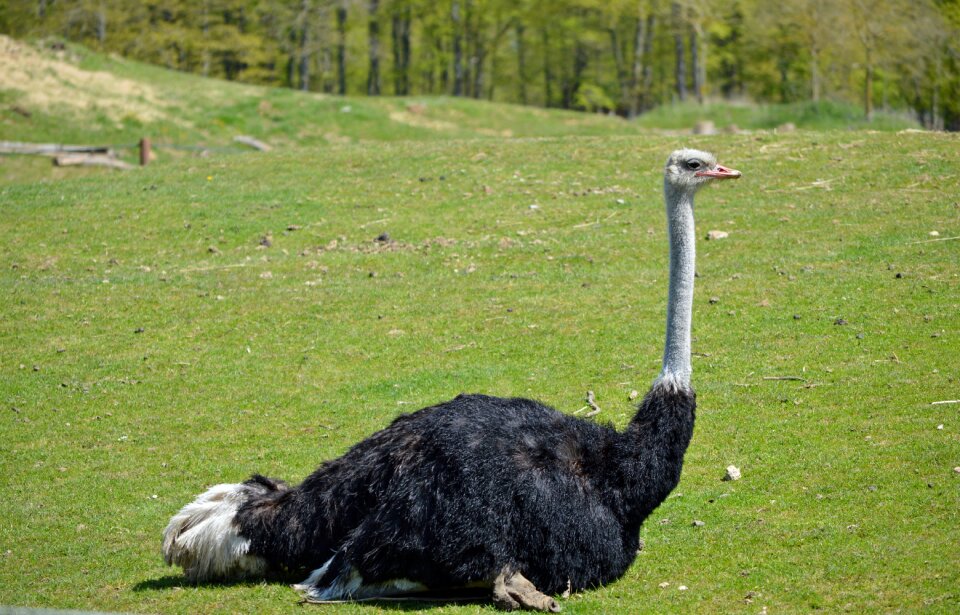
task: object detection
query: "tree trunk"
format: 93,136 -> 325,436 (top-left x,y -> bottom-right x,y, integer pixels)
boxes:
810,44 -> 821,102
933,52 -> 943,131
95,1 -> 106,44
367,0 -> 381,95
563,41 -> 587,109
452,1 -> 464,96
864,45 -> 873,121
542,27 -> 553,108
321,47 -> 333,93
298,0 -> 312,91
516,23 -> 527,105
201,0 -> 212,77
672,3 -> 686,102
401,7 -> 411,95
391,9 -> 411,95
472,42 -> 485,99
690,27 -> 702,104
488,42 -> 497,100
608,27 -> 630,114
641,13 -> 656,111
395,8 -> 409,95
482,18 -> 513,102
778,55 -> 789,102
336,2 -> 347,94
437,36 -> 448,93
463,0 -> 476,98
628,15 -> 646,118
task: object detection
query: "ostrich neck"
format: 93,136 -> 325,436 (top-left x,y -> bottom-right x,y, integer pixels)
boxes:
659,184 -> 696,391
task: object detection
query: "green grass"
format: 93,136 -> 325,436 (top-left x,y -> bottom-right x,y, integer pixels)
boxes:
1,129 -> 958,613
2,37 -> 922,187
634,100 -> 920,132
0,36 -> 644,185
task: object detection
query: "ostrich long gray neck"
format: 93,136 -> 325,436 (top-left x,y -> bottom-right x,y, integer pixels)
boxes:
659,182 -> 696,391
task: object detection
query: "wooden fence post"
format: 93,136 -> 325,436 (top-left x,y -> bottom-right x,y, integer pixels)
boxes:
139,137 -> 151,166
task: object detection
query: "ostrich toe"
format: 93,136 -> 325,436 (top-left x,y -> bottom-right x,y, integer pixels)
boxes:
492,569 -> 561,612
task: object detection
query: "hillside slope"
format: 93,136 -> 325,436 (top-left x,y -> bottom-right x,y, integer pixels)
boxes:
0,35 -> 638,150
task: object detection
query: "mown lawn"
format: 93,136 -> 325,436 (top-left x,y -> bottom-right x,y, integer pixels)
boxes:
1,130 -> 958,614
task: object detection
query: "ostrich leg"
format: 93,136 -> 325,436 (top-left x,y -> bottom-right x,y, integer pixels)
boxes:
492,569 -> 561,612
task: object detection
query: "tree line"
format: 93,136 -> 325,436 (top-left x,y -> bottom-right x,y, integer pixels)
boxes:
2,0 -> 959,129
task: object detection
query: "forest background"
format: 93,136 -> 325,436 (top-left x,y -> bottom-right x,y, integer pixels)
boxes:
1,0 -> 959,130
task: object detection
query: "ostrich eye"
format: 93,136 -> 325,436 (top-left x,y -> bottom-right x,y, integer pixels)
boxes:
687,160 -> 702,170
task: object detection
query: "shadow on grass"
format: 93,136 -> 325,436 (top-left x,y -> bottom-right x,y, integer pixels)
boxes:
132,575 -> 490,611
131,574 -> 288,591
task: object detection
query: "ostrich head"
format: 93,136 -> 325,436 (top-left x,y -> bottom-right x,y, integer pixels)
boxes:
664,149 -> 741,194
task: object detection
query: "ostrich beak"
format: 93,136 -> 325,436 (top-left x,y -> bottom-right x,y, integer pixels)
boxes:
696,164 -> 741,180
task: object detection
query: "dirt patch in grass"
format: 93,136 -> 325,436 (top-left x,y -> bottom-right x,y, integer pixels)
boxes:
388,108 -> 458,132
0,35 -> 175,126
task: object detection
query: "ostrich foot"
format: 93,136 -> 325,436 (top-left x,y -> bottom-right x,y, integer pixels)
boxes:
492,569 -> 561,612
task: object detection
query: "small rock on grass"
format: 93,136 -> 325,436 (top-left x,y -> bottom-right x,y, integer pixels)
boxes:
706,230 -> 729,240
953,467 -> 960,474
723,465 -> 741,481
692,520 -> 705,527
628,390 -> 639,401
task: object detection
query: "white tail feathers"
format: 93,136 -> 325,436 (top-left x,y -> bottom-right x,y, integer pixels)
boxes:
162,483 -> 268,582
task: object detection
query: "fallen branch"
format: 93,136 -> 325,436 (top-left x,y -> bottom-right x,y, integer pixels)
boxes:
1,140 -> 112,155
762,376 -> 806,382
233,135 -> 272,152
359,217 -> 391,229
584,390 -> 601,417
931,400 -> 959,405
572,211 -> 619,229
53,154 -> 133,170
906,235 -> 960,245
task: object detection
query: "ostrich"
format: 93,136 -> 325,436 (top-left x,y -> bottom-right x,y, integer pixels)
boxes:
162,149 -> 741,611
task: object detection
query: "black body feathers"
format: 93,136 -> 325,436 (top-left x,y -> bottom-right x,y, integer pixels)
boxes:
235,388 -> 695,593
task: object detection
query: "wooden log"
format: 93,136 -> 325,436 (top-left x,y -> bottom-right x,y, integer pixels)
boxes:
233,135 -> 273,152
0,141 -> 112,155
53,154 -> 134,170
139,137 -> 151,166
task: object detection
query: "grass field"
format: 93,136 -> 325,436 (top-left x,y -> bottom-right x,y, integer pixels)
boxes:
633,100 -> 919,132
2,37 -> 919,186
1,35 -> 650,186
2,33 -> 959,615
2,127 -> 959,613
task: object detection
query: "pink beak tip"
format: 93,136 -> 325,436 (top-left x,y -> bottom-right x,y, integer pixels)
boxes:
696,164 -> 742,179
